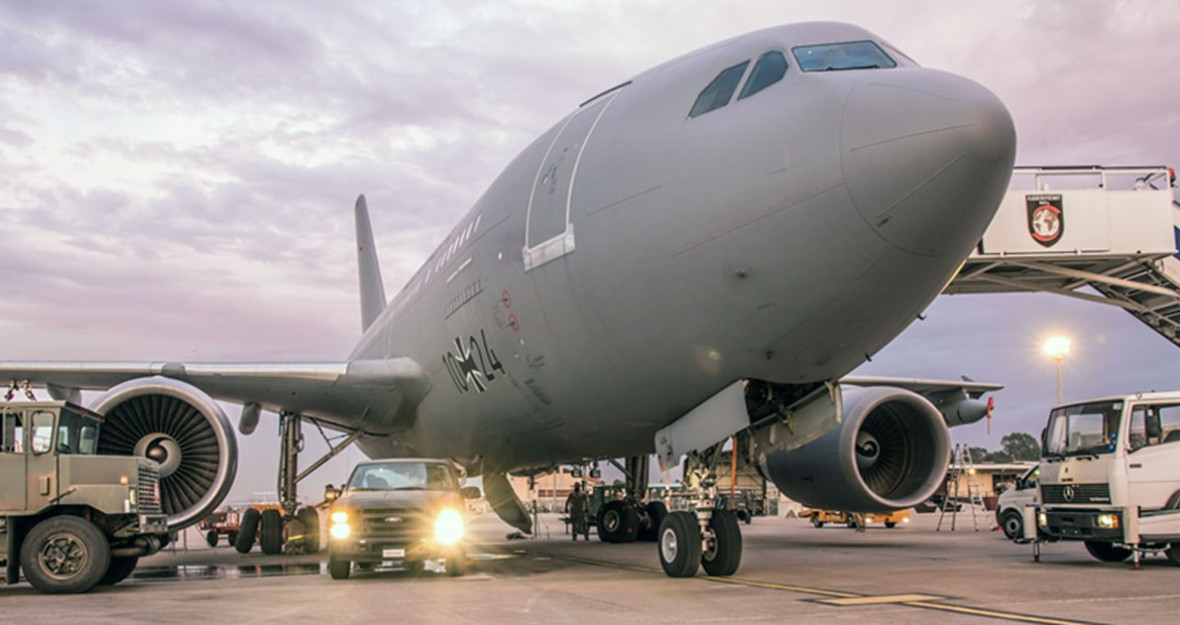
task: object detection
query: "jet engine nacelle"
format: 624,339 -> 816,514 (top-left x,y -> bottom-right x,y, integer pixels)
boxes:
761,386 -> 950,512
90,376 -> 238,530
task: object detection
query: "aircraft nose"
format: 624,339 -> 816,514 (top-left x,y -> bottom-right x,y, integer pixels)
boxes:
840,69 -> 1016,256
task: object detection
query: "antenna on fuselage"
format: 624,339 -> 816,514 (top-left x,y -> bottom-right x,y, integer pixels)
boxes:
354,194 -> 387,332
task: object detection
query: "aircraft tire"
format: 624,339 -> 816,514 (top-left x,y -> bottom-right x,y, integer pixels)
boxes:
296,507 -> 320,553
328,553 -> 351,579
260,509 -> 283,555
99,556 -> 138,586
640,501 -> 668,542
598,501 -> 638,543
658,511 -> 701,578
1166,545 -> 1180,566
205,530 -> 218,548
20,515 -> 110,594
701,509 -> 742,577
1000,510 -> 1023,540
1084,540 -> 1132,562
235,509 -> 260,553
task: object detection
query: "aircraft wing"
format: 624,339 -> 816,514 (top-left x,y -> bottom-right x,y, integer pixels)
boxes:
841,376 -> 1003,399
0,359 -> 431,431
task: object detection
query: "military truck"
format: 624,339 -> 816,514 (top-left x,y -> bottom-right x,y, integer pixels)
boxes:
325,458 -> 479,579
1,402 -> 168,593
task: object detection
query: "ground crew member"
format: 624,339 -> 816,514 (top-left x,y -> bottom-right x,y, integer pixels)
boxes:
566,481 -> 590,541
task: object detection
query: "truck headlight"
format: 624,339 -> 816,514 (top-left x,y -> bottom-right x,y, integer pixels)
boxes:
1097,513 -> 1119,529
1038,512 -> 1047,527
434,508 -> 464,545
330,510 -> 350,539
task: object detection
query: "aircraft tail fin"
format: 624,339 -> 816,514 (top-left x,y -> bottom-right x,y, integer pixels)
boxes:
354,194 -> 387,332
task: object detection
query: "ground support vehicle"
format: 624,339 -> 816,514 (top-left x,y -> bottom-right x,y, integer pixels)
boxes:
199,508 -> 241,547
802,508 -> 910,528
997,465 -> 1039,541
1,402 -> 169,593
326,459 -> 479,579
1037,392 -> 1180,567
718,489 -> 763,524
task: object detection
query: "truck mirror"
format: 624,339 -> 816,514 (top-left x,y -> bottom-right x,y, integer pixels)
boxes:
1146,413 -> 1162,439
460,486 -> 482,500
324,485 -> 340,501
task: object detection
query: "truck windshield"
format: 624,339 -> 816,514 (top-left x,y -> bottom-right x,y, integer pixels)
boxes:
347,462 -> 456,491
57,410 -> 101,455
1044,401 -> 1122,457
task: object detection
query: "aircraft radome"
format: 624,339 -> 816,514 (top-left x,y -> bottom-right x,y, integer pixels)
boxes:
2,21 -> 1015,577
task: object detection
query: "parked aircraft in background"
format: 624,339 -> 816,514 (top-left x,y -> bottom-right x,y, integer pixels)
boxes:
2,21 -> 1014,577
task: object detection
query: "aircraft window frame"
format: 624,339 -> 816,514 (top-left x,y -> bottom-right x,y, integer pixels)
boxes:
688,60 -> 751,119
738,50 -> 789,101
791,40 -> 897,72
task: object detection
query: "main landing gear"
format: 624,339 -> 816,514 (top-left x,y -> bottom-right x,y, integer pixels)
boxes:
596,456 -> 667,544
234,413 -> 361,555
657,445 -> 742,578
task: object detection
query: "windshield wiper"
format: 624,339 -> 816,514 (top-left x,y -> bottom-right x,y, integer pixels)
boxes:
821,64 -> 881,71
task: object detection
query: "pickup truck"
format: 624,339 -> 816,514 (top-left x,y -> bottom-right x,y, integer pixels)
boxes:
325,458 -> 480,578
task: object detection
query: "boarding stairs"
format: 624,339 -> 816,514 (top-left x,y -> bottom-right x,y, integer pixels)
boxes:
937,444 -> 988,532
947,166 -> 1180,346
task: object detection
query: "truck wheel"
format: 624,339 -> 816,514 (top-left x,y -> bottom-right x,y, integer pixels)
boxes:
260,509 -> 283,555
701,509 -> 742,577
99,556 -> 138,586
1084,540 -> 1132,562
1001,510 -> 1023,540
657,511 -> 701,578
446,548 -> 468,577
235,509 -> 260,553
812,517 -> 824,528
639,501 -> 668,542
20,515 -> 111,594
205,530 -> 219,548
598,501 -> 639,543
846,517 -> 858,529
885,521 -> 897,529
296,507 -> 320,553
328,553 -> 351,580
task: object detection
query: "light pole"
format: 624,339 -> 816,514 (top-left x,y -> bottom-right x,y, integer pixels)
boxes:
1043,336 -> 1071,404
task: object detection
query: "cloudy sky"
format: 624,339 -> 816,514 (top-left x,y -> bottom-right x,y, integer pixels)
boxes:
2,1 -> 1179,500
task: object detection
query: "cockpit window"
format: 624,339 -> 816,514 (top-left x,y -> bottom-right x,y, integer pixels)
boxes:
738,51 -> 788,100
792,40 -> 897,72
689,60 -> 750,118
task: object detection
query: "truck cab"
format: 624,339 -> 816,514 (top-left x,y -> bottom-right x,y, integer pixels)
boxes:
1037,392 -> 1180,564
1,402 -> 168,593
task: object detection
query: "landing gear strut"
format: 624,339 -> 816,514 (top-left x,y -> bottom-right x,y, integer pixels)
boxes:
267,413 -> 360,555
657,444 -> 742,578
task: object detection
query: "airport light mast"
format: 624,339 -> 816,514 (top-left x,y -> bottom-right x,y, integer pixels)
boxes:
1043,336 -> 1071,404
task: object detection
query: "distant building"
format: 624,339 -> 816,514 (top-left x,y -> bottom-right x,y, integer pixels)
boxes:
945,461 -> 1036,499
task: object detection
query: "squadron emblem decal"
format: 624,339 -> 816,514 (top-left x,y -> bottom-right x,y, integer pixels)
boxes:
1026,193 -> 1064,247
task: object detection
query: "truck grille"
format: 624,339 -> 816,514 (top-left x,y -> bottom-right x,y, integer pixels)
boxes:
138,466 -> 162,514
358,507 -> 431,541
1042,483 -> 1111,505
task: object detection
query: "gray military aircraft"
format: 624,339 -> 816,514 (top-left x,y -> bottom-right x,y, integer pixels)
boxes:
2,22 -> 1014,577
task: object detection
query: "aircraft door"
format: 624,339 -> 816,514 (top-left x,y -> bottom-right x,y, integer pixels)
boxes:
0,409 -> 26,510
523,89 -> 623,271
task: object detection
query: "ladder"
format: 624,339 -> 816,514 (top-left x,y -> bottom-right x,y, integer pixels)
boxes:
937,444 -> 988,531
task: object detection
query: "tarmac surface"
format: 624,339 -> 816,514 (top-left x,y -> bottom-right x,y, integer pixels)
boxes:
3,509 -> 1179,624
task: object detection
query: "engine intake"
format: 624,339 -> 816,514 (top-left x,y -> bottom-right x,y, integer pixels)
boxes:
762,386 -> 950,512
91,376 -> 238,530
